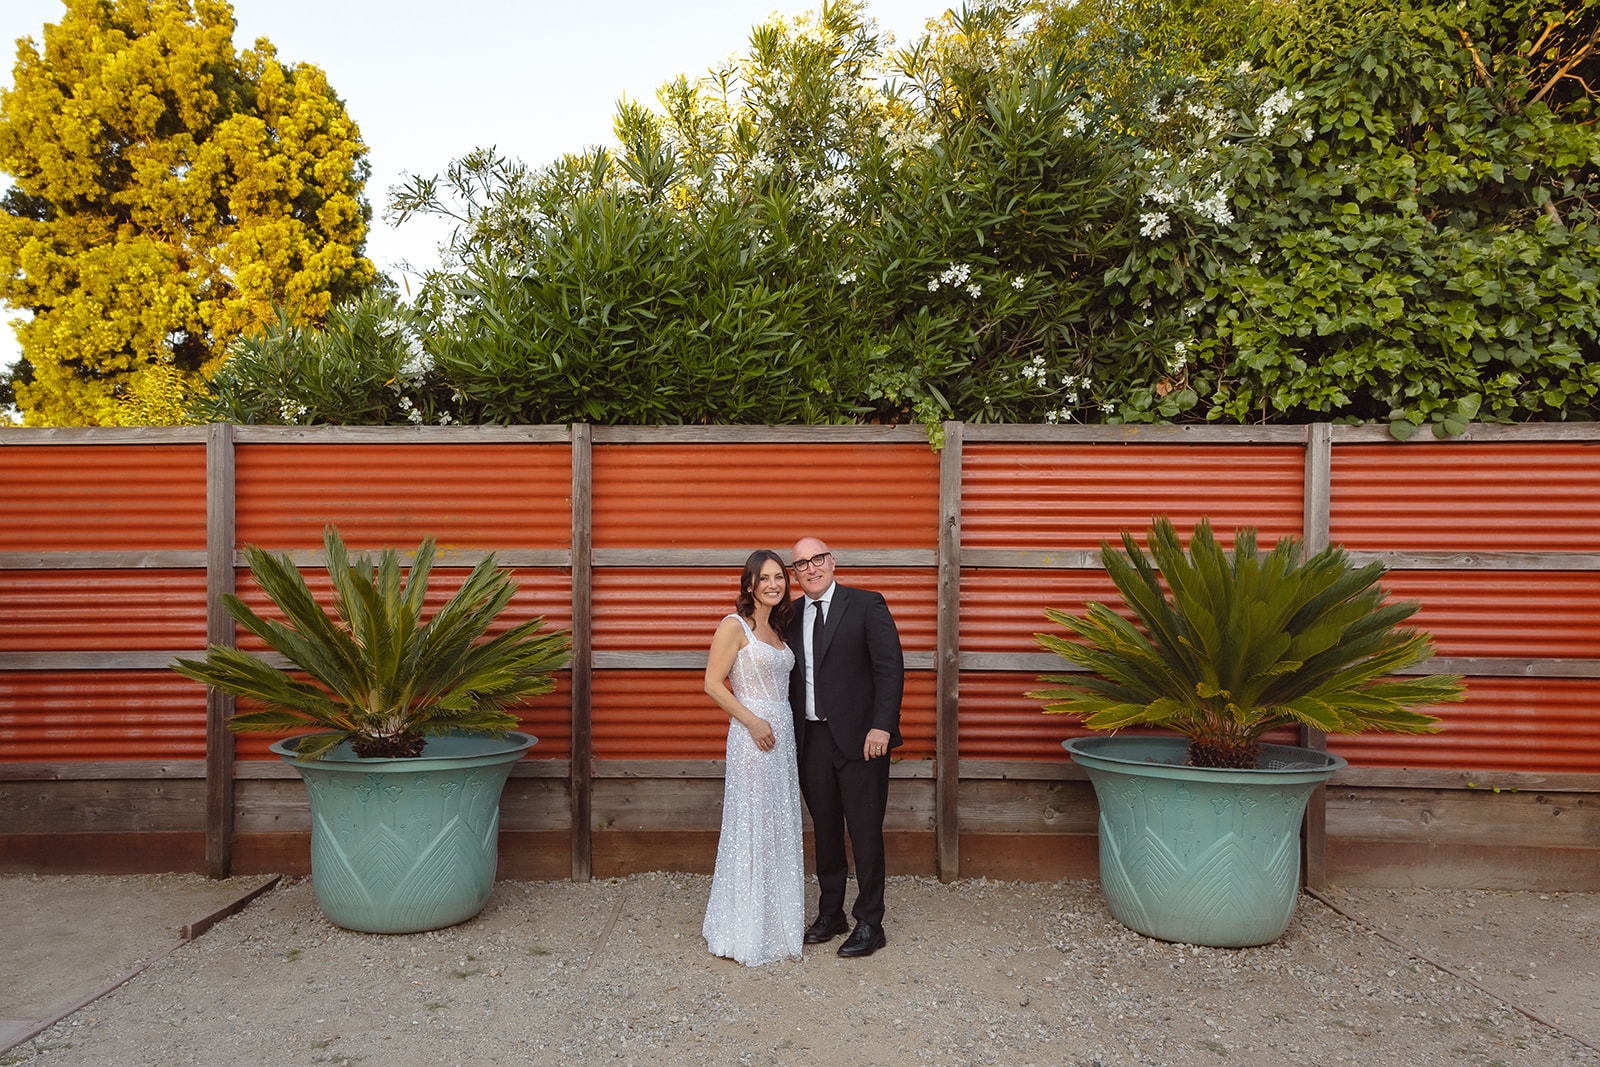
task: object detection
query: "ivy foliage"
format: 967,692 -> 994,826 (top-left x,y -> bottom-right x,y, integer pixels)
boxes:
201,0 -> 1599,435
0,0 -> 374,426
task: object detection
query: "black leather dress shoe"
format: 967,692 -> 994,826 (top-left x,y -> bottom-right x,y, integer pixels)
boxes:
803,914 -> 850,944
836,922 -> 887,958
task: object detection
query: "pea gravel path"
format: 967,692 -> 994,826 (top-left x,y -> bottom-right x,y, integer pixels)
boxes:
4,872 -> 1598,1066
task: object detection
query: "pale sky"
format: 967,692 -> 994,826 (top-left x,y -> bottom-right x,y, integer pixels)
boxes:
0,0 -> 948,381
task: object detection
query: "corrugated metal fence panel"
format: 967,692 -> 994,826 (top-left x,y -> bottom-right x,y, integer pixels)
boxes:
228,569 -> 573,761
0,670 -> 206,759
235,443 -> 571,548
0,571 -> 207,651
591,442 -> 938,761
592,669 -> 936,761
1329,678 -> 1600,772
592,443 -> 940,548
960,570 -> 1126,654
1380,572 -> 1600,658
1329,443 -> 1600,551
593,569 -> 937,652
0,445 -> 206,551
962,444 -> 1306,549
959,672 -> 1074,761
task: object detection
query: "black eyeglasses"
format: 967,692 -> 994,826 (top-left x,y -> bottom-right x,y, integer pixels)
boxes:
790,552 -> 832,573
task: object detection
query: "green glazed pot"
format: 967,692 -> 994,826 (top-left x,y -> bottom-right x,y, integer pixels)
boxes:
271,731 -> 536,934
1065,735 -> 1346,948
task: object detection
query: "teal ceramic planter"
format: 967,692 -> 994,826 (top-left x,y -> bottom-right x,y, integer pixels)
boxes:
1065,735 -> 1346,948
271,731 -> 536,934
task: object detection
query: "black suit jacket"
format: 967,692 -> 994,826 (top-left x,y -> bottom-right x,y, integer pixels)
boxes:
786,583 -> 904,757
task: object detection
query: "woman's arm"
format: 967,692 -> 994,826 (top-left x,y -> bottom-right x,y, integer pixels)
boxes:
704,616 -> 776,752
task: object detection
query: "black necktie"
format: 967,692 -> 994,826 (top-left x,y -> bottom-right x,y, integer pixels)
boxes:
811,599 -> 825,657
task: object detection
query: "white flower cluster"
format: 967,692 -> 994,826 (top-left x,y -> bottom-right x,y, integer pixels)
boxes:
1012,275 -> 1027,290
1169,340 -> 1190,374
928,262 -> 981,297
805,171 -> 859,225
278,399 -> 308,423
1139,167 -> 1233,235
1190,189 -> 1233,226
1258,87 -> 1305,136
397,397 -> 425,425
838,268 -> 859,284
1140,212 -> 1172,238
1062,106 -> 1088,136
380,318 -> 432,377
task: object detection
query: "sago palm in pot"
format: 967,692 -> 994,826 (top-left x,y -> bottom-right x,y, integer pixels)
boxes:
174,524 -> 571,759
1031,515 -> 1463,766
174,525 -> 572,932
1030,516 -> 1465,946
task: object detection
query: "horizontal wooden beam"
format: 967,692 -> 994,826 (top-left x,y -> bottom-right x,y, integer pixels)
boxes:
0,651 -> 199,671
4,758 -> 1589,793
1331,766 -> 1600,792
593,758 -> 934,779
1331,422 -> 1600,444
959,759 -> 1085,780
232,425 -> 570,444
0,427 -> 209,445
591,548 -> 937,568
0,761 -> 208,780
961,424 -> 1310,444
241,548 -> 571,568
960,549 -> 1102,569
963,548 -> 1600,572
1347,551 -> 1600,571
592,650 -> 938,671
591,425 -> 931,444
0,551 -> 207,570
958,653 -> 1598,678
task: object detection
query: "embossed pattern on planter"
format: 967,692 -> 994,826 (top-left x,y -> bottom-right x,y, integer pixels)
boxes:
299,765 -> 510,933
1092,777 -> 1311,947
273,733 -> 534,934
1066,737 -> 1344,948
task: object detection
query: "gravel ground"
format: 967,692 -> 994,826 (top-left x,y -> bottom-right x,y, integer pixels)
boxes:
5,872 -> 1598,1067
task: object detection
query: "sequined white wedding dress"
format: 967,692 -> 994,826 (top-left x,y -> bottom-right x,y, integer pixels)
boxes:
702,615 -> 805,966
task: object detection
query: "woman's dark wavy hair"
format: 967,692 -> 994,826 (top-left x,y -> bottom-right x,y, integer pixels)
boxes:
735,549 -> 794,634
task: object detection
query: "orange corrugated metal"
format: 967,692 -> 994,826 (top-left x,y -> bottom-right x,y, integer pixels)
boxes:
235,443 -> 571,548
1330,443 -> 1600,551
593,670 -> 936,760
962,444 -> 1305,549
958,672 -> 1076,760
0,571 -> 207,651
593,568 -> 936,652
1330,678 -> 1600,772
960,570 -> 1127,654
1380,572 -> 1600,658
592,443 -> 939,547
0,671 -> 206,759
590,442 -> 937,761
0,445 -> 206,551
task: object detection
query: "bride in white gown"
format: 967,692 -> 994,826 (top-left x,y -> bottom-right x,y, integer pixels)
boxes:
701,550 -> 805,966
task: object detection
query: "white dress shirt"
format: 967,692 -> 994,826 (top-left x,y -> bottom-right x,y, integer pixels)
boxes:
802,582 -> 836,722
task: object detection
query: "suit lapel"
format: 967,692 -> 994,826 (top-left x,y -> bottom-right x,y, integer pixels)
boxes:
816,585 -> 848,664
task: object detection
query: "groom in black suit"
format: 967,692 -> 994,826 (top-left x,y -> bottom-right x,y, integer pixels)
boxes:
786,536 -> 904,958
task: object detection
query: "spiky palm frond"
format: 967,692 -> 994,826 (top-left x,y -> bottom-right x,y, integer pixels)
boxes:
172,525 -> 572,760
1029,516 -> 1463,767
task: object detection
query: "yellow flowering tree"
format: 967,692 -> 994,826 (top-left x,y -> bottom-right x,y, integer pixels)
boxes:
0,0 -> 374,425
